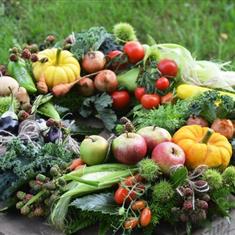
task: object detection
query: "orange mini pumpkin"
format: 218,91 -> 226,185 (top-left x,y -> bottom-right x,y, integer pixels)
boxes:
173,125 -> 232,169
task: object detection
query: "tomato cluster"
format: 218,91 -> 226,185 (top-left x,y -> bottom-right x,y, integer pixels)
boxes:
135,59 -> 178,109
114,175 -> 152,230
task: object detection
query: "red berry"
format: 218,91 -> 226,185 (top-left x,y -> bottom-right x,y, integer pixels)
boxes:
31,53 -> 39,62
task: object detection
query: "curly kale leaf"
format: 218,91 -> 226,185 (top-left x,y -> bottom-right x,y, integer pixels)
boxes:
0,138 -> 74,202
71,27 -> 112,60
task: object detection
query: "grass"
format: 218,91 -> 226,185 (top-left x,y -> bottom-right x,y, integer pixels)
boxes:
1,0 -> 235,67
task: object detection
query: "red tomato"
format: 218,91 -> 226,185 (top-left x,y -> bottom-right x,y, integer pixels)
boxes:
111,90 -> 130,110
155,77 -> 170,90
124,217 -> 139,230
114,187 -> 128,205
157,59 -> 178,77
123,41 -> 145,64
135,87 -> 146,101
140,208 -> 152,227
107,50 -> 122,60
161,92 -> 174,104
122,174 -> 143,186
140,94 -> 160,109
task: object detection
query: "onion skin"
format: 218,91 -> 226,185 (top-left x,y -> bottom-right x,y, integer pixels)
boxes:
82,51 -> 106,73
94,70 -> 118,93
186,115 -> 208,127
211,119 -> 234,139
77,77 -> 95,96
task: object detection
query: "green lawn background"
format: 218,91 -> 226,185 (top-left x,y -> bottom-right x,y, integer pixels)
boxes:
1,0 -> 235,67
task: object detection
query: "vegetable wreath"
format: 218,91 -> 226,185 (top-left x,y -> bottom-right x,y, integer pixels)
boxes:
1,22 -> 235,235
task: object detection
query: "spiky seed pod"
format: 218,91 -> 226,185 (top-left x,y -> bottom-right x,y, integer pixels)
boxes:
113,22 -> 137,42
9,53 -> 18,62
138,159 -> 160,182
222,166 -> 235,188
152,180 -> 174,203
202,169 -> 223,190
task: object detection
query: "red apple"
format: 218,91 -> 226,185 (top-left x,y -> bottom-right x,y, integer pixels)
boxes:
137,126 -> 171,152
151,142 -> 185,173
112,133 -> 147,165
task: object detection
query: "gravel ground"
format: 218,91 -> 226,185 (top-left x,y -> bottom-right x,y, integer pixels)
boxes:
1,210 -> 235,235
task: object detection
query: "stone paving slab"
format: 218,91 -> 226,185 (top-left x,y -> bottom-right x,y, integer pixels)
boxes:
1,210 -> 235,235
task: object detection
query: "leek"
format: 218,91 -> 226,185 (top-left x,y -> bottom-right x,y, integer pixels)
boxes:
50,163 -> 137,231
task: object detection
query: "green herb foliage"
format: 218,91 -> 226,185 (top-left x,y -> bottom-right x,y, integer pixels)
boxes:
79,93 -> 117,131
0,138 -> 74,202
133,100 -> 190,133
71,27 -> 111,60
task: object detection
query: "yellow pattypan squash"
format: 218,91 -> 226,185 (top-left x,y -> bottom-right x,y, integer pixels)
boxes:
173,125 -> 232,169
33,48 -> 80,89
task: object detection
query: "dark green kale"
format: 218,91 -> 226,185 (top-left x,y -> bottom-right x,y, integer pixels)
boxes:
79,93 -> 117,131
71,27 -> 112,60
0,138 -> 74,202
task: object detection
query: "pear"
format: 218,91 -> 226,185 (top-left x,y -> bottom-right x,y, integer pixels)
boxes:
117,67 -> 140,92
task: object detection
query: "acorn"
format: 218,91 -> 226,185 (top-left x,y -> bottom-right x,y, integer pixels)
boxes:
201,194 -> 210,202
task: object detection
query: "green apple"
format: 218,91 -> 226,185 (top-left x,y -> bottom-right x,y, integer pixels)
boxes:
80,135 -> 109,165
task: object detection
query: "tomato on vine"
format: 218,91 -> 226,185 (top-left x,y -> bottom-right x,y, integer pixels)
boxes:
135,87 -> 146,101
123,41 -> 145,64
157,59 -> 178,77
155,77 -> 170,90
140,94 -> 160,109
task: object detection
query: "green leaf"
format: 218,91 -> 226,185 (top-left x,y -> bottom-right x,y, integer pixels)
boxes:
71,192 -> 119,215
170,167 -> 188,188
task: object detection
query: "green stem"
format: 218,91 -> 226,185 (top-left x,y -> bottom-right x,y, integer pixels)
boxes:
55,48 -> 62,65
200,129 -> 214,144
24,190 -> 45,208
